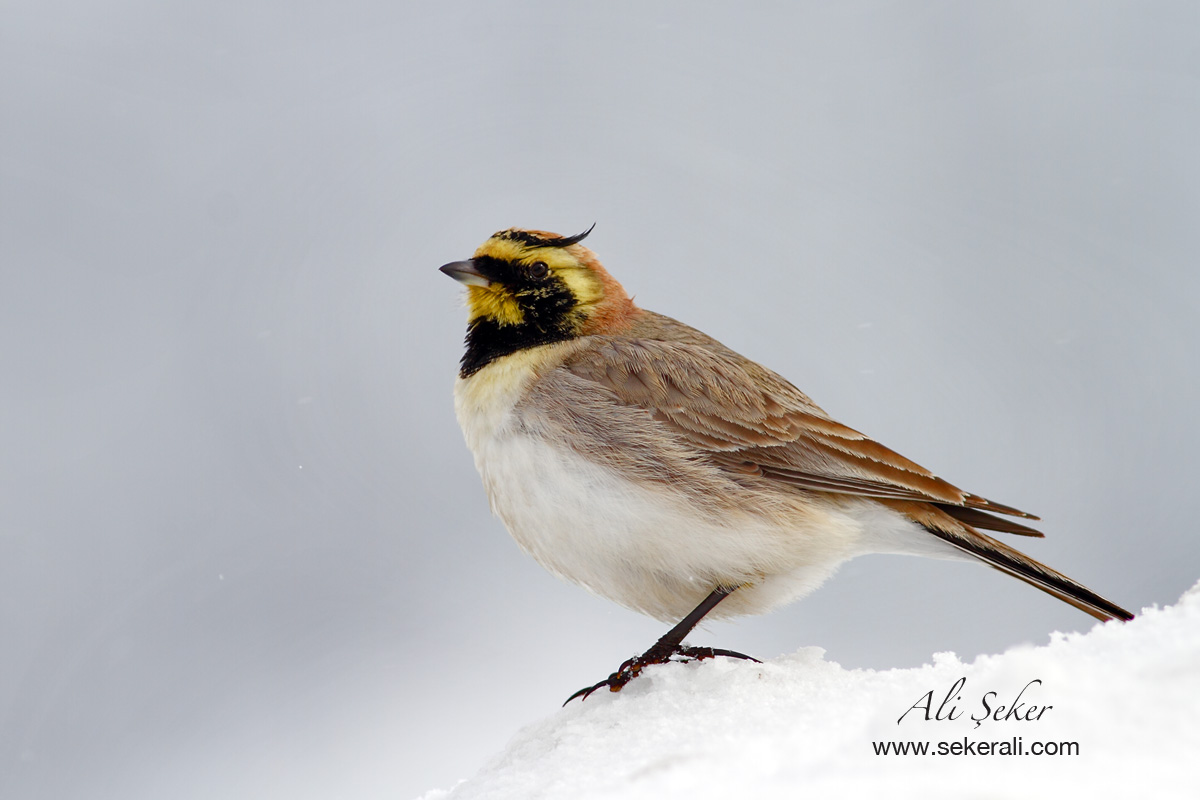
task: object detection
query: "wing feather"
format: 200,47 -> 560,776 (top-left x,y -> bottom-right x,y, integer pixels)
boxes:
562,334 -> 1037,520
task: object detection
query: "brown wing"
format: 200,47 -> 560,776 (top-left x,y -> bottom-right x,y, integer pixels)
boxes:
562,334 -> 1038,525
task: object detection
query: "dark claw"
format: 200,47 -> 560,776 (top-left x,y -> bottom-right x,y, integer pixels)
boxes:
563,644 -> 760,705
563,678 -> 614,705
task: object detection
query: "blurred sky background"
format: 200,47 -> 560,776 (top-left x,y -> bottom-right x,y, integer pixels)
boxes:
2,2 -> 1198,798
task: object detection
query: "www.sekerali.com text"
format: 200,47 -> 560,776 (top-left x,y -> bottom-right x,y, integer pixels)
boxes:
872,737 -> 1079,756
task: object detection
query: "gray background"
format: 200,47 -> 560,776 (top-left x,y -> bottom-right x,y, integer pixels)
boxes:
3,2 -> 1197,798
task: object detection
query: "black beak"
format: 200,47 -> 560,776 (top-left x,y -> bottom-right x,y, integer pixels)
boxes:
439,260 -> 491,288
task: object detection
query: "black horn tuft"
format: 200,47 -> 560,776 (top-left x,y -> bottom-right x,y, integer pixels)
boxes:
496,223 -> 596,248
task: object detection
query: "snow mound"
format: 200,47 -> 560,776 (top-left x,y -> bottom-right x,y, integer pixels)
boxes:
422,582 -> 1199,799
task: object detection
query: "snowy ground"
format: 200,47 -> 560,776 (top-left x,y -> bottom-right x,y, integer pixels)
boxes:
422,581 -> 1199,799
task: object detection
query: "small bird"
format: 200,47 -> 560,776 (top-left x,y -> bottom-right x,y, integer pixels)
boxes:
440,226 -> 1133,702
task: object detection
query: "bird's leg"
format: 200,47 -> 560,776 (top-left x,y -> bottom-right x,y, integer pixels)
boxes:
564,586 -> 760,704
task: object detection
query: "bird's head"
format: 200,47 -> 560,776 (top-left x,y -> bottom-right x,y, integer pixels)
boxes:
441,226 -> 636,376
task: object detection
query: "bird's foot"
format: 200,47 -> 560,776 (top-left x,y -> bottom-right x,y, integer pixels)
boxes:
564,644 -> 759,705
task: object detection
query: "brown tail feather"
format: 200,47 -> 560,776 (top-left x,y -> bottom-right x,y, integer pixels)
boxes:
935,504 -> 1045,537
883,500 -> 1134,622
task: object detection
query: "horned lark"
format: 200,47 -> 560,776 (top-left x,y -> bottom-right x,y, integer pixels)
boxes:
441,226 -> 1133,702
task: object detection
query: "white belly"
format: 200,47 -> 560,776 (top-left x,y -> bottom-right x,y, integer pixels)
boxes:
452,357 -> 959,623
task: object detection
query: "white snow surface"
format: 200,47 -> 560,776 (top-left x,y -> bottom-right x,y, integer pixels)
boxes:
423,582 -> 1200,799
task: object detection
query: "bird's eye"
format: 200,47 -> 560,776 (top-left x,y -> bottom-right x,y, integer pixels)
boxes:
527,261 -> 549,280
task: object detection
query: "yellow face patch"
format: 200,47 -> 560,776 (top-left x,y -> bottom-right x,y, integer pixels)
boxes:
465,284 -> 525,327
554,262 -> 603,312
